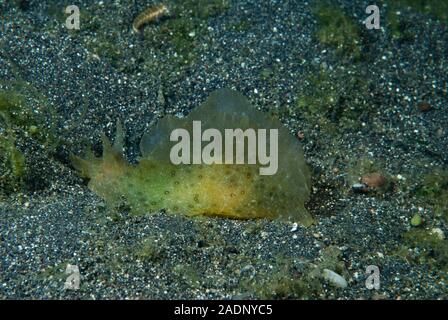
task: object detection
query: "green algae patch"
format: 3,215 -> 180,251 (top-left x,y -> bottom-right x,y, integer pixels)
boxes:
383,0 -> 448,42
244,246 -> 347,299
402,229 -> 448,272
0,82 -> 60,196
384,0 -> 448,24
295,65 -> 377,132
0,92 -> 28,194
181,0 -> 230,20
72,89 -> 313,226
247,265 -> 322,299
313,4 -> 364,60
385,9 -> 416,42
133,236 -> 167,262
415,169 -> 448,222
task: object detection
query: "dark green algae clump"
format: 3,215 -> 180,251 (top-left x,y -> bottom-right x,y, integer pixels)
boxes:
0,83 -> 61,197
313,3 -> 365,61
0,92 -> 26,194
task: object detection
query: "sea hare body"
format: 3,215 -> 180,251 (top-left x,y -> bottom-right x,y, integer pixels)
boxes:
72,89 -> 313,226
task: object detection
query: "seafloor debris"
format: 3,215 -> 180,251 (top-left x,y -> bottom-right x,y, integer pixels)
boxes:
361,173 -> 387,189
132,4 -> 170,33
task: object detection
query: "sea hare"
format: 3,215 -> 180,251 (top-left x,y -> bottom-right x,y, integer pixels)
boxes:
72,89 -> 313,226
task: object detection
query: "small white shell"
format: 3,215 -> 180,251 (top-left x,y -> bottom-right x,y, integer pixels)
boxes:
322,269 -> 348,289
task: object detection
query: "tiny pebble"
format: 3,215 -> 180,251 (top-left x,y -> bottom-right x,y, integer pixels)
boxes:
417,101 -> 432,112
410,214 -> 423,227
291,222 -> 298,232
322,269 -> 348,289
361,173 -> 387,188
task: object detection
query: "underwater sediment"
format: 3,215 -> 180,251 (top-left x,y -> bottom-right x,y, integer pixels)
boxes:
0,0 -> 447,299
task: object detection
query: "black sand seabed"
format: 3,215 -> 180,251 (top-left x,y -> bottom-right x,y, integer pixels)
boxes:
0,0 -> 447,299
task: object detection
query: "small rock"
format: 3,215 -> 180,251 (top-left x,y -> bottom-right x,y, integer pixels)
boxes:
28,125 -> 38,135
410,214 -> 423,227
417,101 -> 432,112
361,173 -> 387,188
313,232 -> 322,239
352,183 -> 369,193
322,269 -> 348,289
290,222 -> 298,232
240,265 -> 255,277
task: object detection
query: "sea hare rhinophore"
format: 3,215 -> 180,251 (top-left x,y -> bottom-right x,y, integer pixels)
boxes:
72,89 -> 313,226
